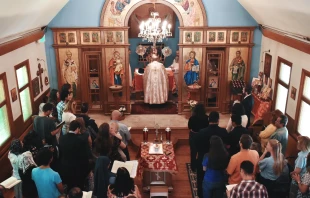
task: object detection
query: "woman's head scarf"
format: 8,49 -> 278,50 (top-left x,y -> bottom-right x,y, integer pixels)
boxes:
18,151 -> 37,173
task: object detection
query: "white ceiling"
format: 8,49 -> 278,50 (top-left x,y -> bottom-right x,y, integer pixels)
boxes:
0,0 -> 309,41
238,0 -> 310,37
0,0 -> 68,40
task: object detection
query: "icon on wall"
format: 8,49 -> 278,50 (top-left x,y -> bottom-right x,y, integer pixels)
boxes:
10,88 -> 17,102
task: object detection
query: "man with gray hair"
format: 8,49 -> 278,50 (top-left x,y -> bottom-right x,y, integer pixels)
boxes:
110,110 -> 131,160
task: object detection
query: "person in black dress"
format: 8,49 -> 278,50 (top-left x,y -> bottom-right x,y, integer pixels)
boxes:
241,86 -> 253,128
95,123 -> 126,163
188,103 -> 209,172
227,114 -> 250,156
194,111 -> 228,198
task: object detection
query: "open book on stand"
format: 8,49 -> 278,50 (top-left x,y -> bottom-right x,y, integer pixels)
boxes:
111,160 -> 138,178
0,176 -> 21,189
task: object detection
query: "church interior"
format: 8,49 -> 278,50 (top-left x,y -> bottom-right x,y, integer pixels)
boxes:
0,0 -> 310,197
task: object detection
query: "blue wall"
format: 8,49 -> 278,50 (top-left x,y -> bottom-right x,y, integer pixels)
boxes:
46,0 -> 261,89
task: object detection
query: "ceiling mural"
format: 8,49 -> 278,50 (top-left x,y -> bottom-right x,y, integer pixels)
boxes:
102,0 -> 205,27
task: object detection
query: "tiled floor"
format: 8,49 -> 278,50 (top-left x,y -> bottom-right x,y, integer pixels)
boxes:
89,113 -> 231,128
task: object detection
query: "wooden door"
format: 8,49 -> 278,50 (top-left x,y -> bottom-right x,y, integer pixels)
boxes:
82,52 -> 103,110
205,51 -> 225,111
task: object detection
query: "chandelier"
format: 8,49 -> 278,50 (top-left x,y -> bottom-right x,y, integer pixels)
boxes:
138,12 -> 172,43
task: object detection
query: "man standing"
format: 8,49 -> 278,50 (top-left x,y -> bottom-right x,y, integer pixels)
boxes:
33,103 -> 61,145
227,115 -> 249,156
194,111 -> 228,198
227,135 -> 259,185
56,90 -> 72,122
110,110 -> 131,160
270,115 -> 288,155
32,149 -> 64,198
59,120 -> 90,190
241,86 -> 253,128
227,161 -> 268,198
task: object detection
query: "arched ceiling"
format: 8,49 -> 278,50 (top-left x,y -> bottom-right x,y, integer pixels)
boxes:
0,0 -> 68,40
238,0 -> 310,37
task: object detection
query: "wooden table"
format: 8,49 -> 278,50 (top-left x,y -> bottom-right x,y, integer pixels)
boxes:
138,142 -> 178,192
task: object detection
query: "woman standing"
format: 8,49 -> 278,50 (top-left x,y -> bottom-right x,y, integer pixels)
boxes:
290,136 -> 310,197
8,139 -> 23,198
48,89 -> 59,122
226,103 -> 248,132
95,123 -> 125,163
93,156 -> 113,198
258,139 -> 287,195
292,152 -> 310,198
108,167 -> 141,198
18,151 -> 38,198
202,135 -> 229,198
188,103 -> 209,171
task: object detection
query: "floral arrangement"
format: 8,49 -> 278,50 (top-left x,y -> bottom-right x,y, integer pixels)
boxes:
188,100 -> 198,111
119,106 -> 126,112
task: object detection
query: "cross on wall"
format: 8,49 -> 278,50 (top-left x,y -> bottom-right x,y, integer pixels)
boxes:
37,63 -> 44,91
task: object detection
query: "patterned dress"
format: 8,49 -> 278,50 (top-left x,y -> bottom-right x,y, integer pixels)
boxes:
297,172 -> 310,198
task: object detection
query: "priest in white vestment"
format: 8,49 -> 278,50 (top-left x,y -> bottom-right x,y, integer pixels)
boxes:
143,54 -> 169,104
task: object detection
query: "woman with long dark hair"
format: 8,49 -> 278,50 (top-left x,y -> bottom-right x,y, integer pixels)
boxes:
202,135 -> 229,198
108,167 -> 141,198
226,103 -> 248,132
95,123 -> 125,163
48,89 -> 59,122
188,103 -> 209,171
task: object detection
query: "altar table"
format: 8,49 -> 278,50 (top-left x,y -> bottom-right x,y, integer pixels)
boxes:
133,68 -> 176,92
138,142 -> 178,192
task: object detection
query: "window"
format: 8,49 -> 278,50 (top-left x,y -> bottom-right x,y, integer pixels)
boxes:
296,70 -> 310,136
273,57 -> 292,114
15,60 -> 33,122
0,73 -> 13,147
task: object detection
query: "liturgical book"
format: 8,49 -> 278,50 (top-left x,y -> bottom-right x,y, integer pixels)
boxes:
111,160 -> 138,178
0,176 -> 21,189
226,184 -> 237,191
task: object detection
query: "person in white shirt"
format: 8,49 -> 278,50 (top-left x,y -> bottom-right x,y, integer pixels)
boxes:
169,55 -> 179,95
62,100 -> 76,135
226,103 -> 248,132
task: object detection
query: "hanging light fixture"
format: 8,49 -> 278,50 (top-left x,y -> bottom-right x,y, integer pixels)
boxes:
138,10 -> 172,43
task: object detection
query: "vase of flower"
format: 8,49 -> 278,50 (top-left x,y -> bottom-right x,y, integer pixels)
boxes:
188,100 -> 198,115
118,106 -> 126,120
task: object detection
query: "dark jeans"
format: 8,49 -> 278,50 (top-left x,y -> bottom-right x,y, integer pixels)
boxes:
203,180 -> 226,198
257,174 -> 276,196
189,131 -> 198,171
197,157 -> 204,198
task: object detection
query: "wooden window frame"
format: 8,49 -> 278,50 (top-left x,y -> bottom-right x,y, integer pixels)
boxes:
0,72 -> 14,156
272,57 -> 293,113
295,69 -> 310,135
14,60 -> 34,126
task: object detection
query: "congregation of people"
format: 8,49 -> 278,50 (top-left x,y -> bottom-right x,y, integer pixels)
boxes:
188,87 -> 310,198
2,84 -> 310,198
3,83 -> 140,198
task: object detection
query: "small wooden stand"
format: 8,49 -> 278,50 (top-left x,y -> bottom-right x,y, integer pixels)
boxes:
109,86 -> 123,110
187,86 -> 201,101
